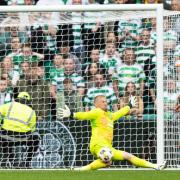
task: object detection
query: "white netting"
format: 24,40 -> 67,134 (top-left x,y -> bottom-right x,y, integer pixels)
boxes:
0,6 -> 178,169
163,12 -> 180,168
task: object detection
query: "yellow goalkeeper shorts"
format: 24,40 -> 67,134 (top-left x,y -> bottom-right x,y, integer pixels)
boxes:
91,144 -> 125,161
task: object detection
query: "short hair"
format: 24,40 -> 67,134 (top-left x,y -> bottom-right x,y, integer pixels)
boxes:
61,41 -> 69,47
54,53 -> 63,58
64,57 -> 75,65
63,78 -> 73,84
38,61 -> 44,67
94,95 -> 106,103
95,73 -> 105,79
22,43 -> 31,49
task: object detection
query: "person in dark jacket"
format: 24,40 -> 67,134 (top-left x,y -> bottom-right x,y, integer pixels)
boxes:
15,67 -> 51,120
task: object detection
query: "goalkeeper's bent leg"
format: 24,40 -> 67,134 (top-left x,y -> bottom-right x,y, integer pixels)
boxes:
74,159 -> 107,170
112,148 -> 158,169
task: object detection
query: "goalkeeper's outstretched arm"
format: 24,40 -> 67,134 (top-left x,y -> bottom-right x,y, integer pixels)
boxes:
112,95 -> 138,121
58,95 -> 137,121
57,105 -> 99,120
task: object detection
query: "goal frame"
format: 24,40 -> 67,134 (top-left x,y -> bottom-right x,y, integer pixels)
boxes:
0,4 -> 164,166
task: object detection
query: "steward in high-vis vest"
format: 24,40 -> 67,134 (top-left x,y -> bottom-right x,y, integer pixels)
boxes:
0,92 -> 39,168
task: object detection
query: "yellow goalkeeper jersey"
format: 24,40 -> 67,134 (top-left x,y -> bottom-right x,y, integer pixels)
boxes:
74,106 -> 130,149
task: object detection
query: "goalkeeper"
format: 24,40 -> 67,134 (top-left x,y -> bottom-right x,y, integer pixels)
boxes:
58,95 -> 167,170
0,92 -> 39,168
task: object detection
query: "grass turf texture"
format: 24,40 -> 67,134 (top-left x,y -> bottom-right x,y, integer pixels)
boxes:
0,170 -> 180,180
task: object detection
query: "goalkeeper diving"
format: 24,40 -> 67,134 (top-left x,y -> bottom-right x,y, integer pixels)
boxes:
58,95 -> 167,170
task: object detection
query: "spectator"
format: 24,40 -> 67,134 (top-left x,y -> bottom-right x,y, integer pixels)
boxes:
164,79 -> 180,120
89,48 -> 101,63
146,53 -> 177,114
0,79 -> 12,105
71,0 -> 86,63
113,0 -> 141,3
7,0 -> 36,5
174,48 -> 180,91
0,26 -> 28,50
83,48 -> 108,78
42,25 -> 58,61
119,82 -> 144,118
163,55 -> 176,80
29,24 -> 44,56
36,0 -> 69,5
106,32 -> 118,47
146,66 -> 156,108
83,0 -> 105,55
117,18 -> 142,55
57,78 -> 84,119
84,48 -> 103,69
164,0 -> 171,10
9,43 -> 43,72
146,51 -> 178,114
171,0 -> 180,11
58,42 -> 82,73
49,54 -> 64,81
21,43 -> 44,63
19,61 -> 31,79
113,0 -> 129,3
135,29 -> 156,68
6,36 -> 22,60
99,42 -> 121,78
164,17 -> 178,55
50,57 -> 85,99
1,56 -> 20,87
6,0 -> 32,5
143,17 -> 178,75
36,65 -> 46,80
112,48 -> 145,97
85,62 -> 106,89
149,18 -> 157,45
24,0 -> 35,5
84,73 -> 118,111
15,67 -> 51,120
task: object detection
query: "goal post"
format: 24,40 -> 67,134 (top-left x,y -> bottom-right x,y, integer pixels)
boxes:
0,4 -> 168,169
155,4 -> 164,166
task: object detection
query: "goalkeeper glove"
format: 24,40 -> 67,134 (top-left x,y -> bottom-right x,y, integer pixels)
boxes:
128,95 -> 137,108
57,105 -> 73,118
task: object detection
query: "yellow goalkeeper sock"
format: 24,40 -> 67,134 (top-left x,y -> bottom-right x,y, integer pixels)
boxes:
75,159 -> 107,170
128,156 -> 158,169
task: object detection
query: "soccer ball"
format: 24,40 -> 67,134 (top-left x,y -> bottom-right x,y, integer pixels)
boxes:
98,147 -> 113,163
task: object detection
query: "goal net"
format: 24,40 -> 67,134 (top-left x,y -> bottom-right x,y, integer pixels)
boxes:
163,11 -> 180,168
0,5 -> 179,169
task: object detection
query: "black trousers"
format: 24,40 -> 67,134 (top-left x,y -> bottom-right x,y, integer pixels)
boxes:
0,130 -> 40,168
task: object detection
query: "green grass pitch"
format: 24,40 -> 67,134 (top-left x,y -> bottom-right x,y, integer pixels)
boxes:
0,170 -> 180,180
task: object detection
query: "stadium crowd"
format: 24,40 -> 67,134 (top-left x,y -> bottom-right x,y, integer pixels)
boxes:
0,0 -> 179,10
0,0 -> 179,123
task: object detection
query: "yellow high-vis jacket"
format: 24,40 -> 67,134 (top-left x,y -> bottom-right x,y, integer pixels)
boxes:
0,102 -> 36,133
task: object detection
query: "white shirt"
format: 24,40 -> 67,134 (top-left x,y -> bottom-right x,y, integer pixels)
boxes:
36,0 -> 65,5
0,92 -> 12,105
